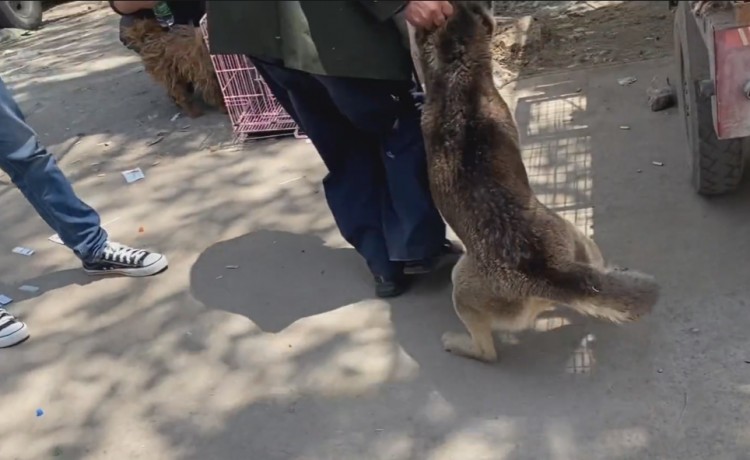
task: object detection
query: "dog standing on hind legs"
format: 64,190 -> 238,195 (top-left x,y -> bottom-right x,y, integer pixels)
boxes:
124,19 -> 225,118
414,1 -> 660,363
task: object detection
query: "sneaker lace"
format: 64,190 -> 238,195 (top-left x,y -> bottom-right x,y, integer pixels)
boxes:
103,243 -> 147,265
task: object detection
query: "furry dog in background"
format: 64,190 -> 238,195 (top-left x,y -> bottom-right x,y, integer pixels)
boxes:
124,19 -> 225,118
415,1 -> 659,363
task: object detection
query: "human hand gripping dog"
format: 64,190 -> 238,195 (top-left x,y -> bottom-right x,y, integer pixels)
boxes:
403,1 -> 455,29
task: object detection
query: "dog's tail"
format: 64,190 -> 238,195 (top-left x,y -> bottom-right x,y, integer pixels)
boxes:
534,262 -> 659,323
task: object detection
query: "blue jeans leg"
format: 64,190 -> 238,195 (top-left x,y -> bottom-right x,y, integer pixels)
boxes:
0,77 -> 107,262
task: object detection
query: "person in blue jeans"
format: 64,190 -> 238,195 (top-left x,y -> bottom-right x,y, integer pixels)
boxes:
0,77 -> 168,348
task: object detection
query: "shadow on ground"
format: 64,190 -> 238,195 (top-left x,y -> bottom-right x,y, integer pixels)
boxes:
191,230 -> 367,333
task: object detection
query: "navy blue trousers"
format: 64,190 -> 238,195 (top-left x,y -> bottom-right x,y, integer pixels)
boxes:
251,59 -> 446,278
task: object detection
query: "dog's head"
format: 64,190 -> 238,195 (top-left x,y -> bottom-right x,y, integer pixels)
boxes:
122,18 -> 167,46
415,1 -> 495,72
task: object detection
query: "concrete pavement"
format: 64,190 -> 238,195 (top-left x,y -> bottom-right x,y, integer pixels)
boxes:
1,4 -> 750,460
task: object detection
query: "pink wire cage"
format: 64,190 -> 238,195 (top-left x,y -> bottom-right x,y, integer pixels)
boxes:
199,15 -> 304,141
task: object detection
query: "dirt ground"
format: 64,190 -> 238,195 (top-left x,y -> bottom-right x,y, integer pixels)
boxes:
492,1 -> 674,84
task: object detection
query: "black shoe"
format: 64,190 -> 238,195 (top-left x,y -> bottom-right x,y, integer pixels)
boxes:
374,275 -> 409,298
403,240 -> 463,275
83,241 -> 168,277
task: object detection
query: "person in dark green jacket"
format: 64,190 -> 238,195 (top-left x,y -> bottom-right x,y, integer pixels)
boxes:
207,1 -> 457,298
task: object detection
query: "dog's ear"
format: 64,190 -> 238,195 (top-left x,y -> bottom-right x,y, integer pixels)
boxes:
470,1 -> 495,37
452,1 -> 495,38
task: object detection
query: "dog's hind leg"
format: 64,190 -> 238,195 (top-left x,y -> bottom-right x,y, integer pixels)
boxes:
441,255 -> 498,362
579,235 -> 604,269
442,260 -> 498,362
566,219 -> 605,269
442,293 -> 497,363
168,79 -> 203,118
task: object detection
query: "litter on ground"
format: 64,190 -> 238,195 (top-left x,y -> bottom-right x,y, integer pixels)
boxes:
121,168 -> 145,184
146,135 -> 165,146
12,246 -> 35,256
279,176 -> 304,185
647,76 -> 677,112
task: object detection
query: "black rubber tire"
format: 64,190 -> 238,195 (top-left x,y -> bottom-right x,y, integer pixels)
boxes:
0,1 -> 43,30
673,3 -> 744,196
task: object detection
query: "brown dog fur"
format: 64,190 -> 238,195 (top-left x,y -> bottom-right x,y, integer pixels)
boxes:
415,1 -> 660,363
124,19 -> 225,118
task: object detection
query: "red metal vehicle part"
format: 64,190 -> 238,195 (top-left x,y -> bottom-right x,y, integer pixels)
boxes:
691,1 -> 750,140
714,21 -> 750,139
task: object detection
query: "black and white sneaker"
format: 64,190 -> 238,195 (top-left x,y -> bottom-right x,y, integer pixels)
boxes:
0,309 -> 30,348
83,241 -> 168,277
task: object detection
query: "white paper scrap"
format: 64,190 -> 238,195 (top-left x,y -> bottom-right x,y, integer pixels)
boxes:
121,168 -> 145,184
12,246 -> 35,256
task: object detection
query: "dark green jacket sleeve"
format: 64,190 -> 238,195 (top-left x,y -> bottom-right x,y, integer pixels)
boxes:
356,0 -> 406,22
